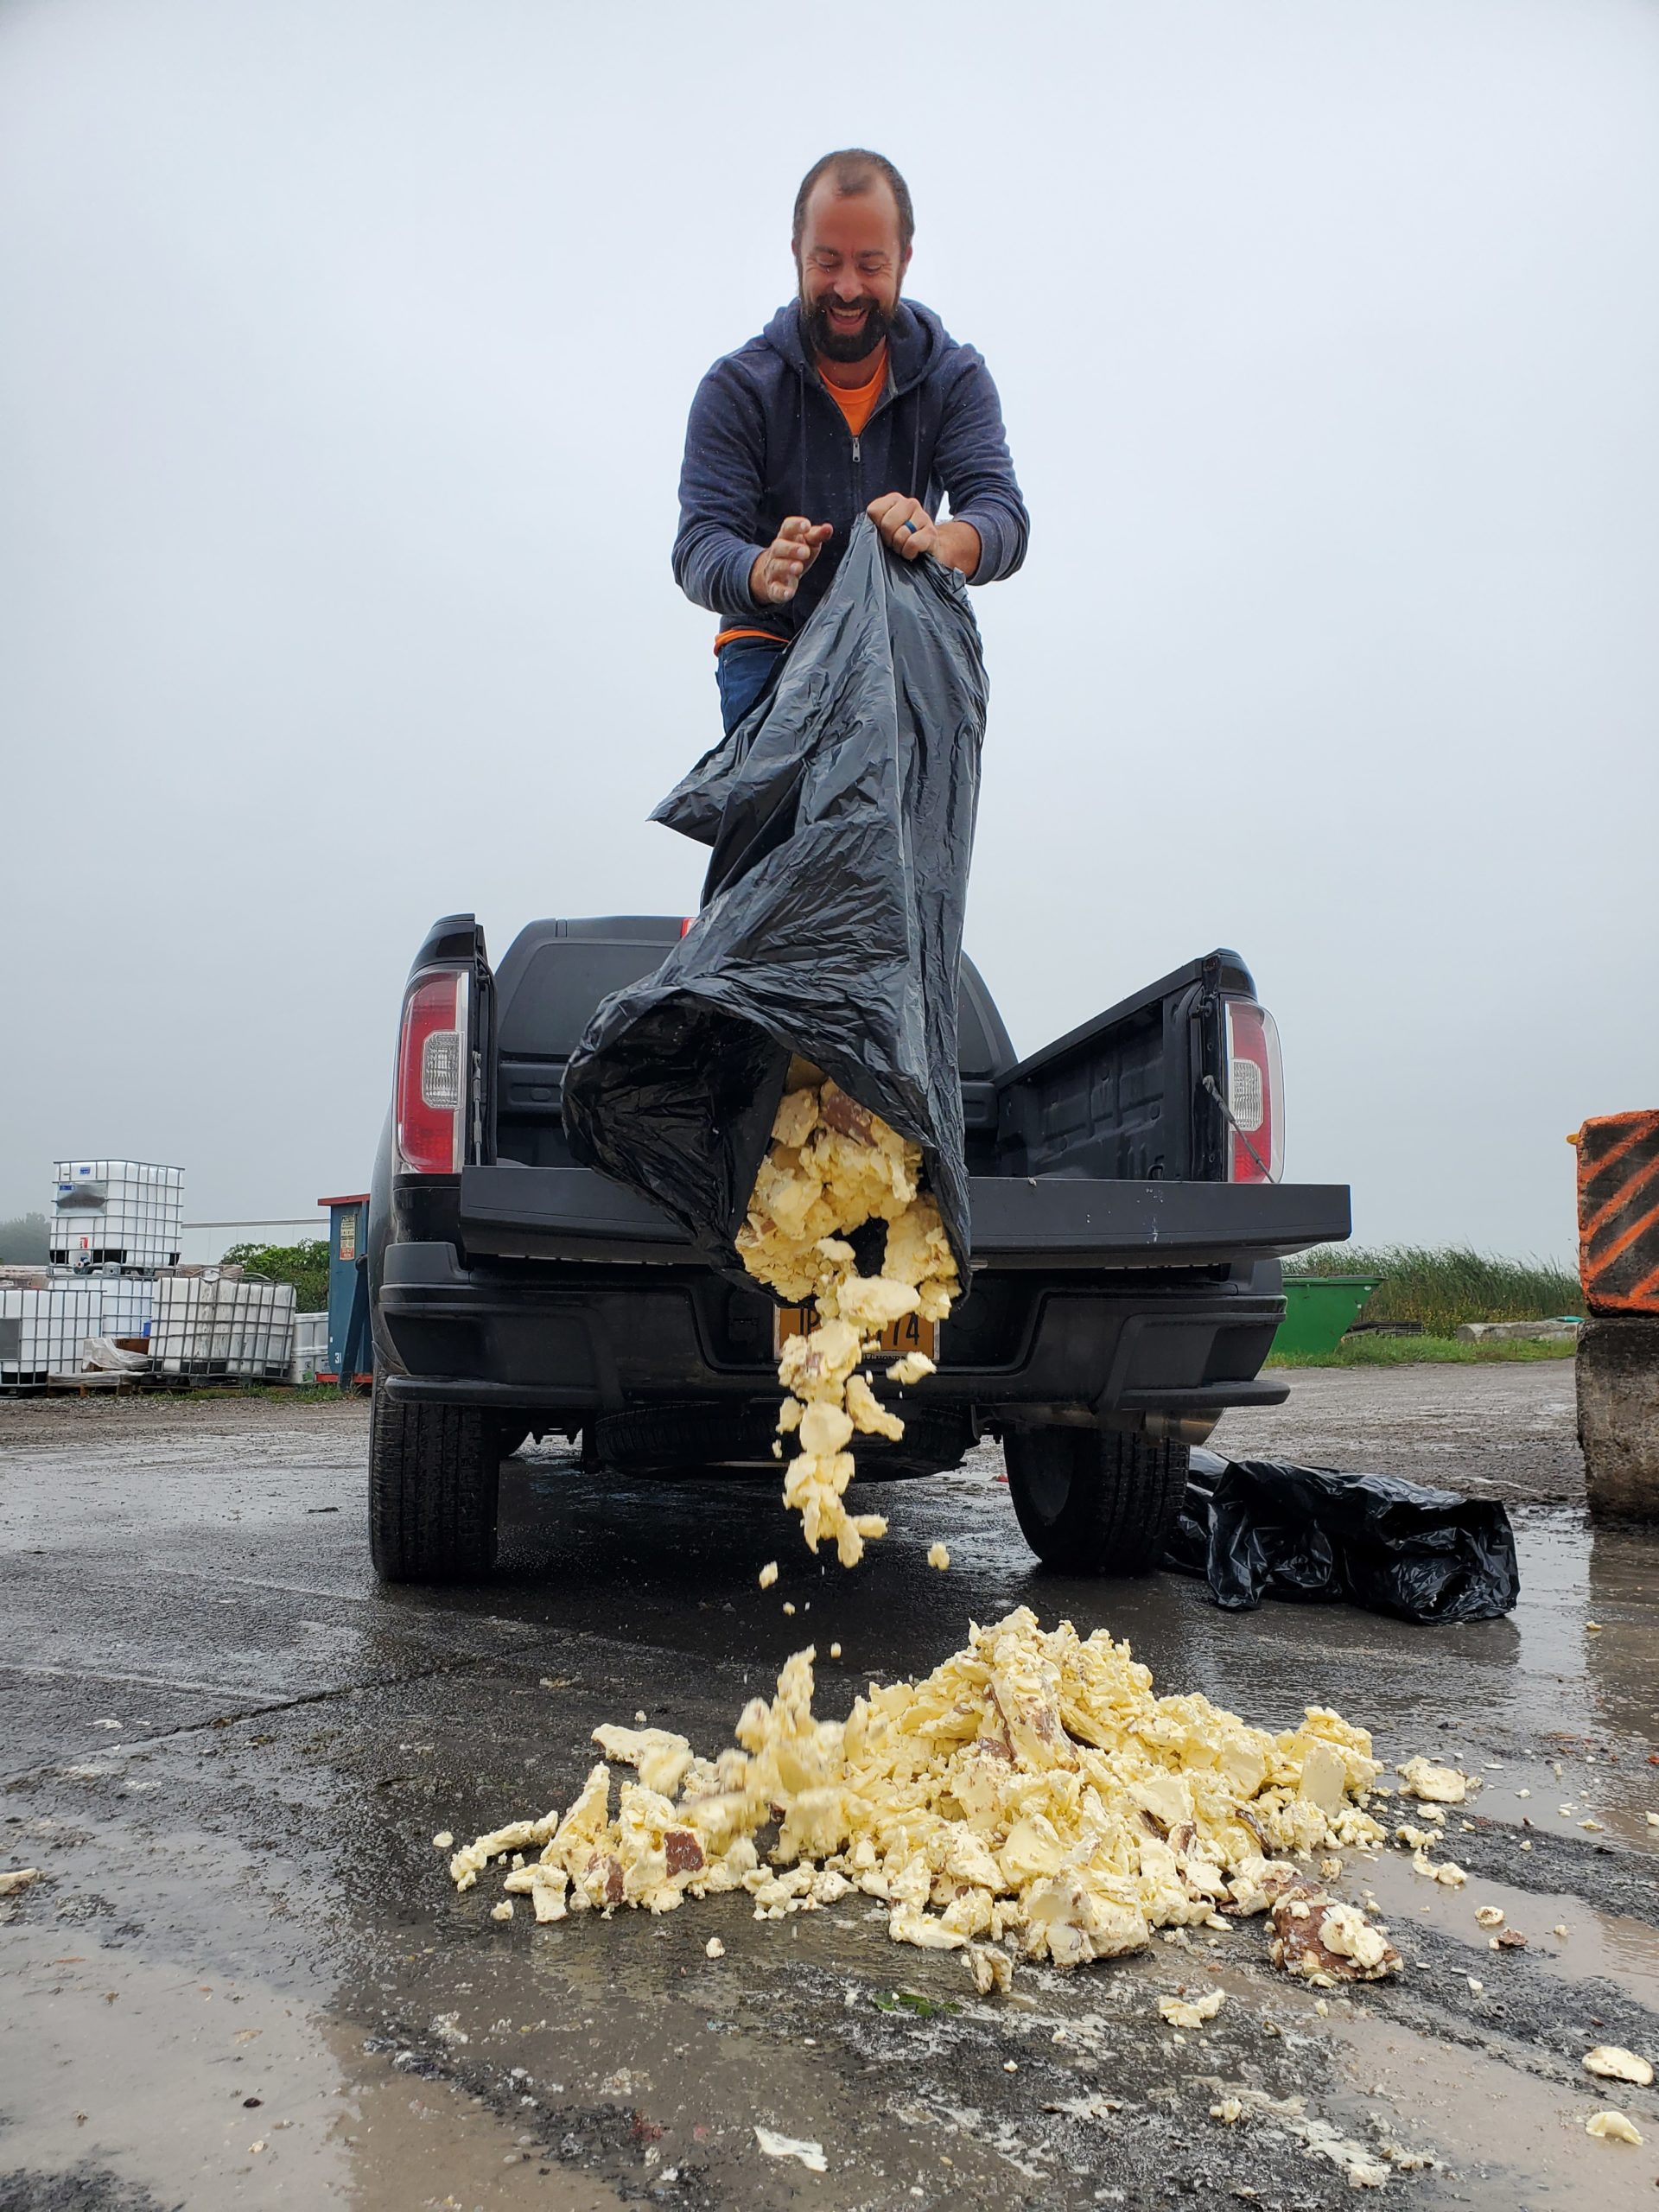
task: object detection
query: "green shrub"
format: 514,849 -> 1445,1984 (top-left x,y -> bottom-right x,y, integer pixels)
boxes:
1284,1243 -> 1579,1338
221,1238 -> 330,1312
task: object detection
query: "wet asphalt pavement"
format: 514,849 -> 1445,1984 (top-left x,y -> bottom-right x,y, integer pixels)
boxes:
2,1363 -> 1656,2210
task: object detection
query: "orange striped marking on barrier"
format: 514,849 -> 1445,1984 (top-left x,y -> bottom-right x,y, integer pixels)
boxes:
1576,1110 -> 1659,1315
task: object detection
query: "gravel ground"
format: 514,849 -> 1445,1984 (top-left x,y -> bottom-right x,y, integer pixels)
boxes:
1216,1362 -> 1586,1505
2,1366 -> 1655,2210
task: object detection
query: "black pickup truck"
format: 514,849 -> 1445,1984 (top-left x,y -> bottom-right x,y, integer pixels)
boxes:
368,914 -> 1349,1583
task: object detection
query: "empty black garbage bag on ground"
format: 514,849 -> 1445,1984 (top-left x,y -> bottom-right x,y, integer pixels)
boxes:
562,517 -> 988,1282
1166,1447 -> 1520,1624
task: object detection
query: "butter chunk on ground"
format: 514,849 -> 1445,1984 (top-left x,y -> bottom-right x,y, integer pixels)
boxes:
967,1942 -> 1014,1995
439,1606 -> 1399,1976
927,1541 -> 950,1571
1584,2046 -> 1654,2088
1160,1988 -> 1224,2028
1396,1757 -> 1472,1804
1586,2110 -> 1642,2144
1268,1885 -> 1402,1986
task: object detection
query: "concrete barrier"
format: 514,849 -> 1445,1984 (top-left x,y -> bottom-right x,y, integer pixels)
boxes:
1577,1316 -> 1659,1521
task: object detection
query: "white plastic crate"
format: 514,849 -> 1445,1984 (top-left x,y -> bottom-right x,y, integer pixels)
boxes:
51,1161 -> 183,1269
93,1277 -> 155,1343
150,1275 -> 296,1380
0,1287 -> 103,1386
289,1311 -> 328,1383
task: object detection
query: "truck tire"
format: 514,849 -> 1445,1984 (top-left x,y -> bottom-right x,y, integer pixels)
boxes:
1003,1427 -> 1189,1576
369,1378 -> 501,1582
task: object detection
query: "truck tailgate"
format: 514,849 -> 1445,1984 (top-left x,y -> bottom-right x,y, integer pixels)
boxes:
455,1164 -> 1350,1269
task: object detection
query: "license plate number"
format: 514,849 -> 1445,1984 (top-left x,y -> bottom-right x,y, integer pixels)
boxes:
772,1305 -> 940,1363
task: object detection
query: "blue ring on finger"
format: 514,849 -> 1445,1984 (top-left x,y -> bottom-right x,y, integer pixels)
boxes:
901,518 -> 920,534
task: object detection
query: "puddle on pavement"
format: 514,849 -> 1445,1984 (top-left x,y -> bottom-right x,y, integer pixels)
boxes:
1353,1843 -> 1659,2012
0,1919 -> 624,2209
1326,2005 -> 1659,2209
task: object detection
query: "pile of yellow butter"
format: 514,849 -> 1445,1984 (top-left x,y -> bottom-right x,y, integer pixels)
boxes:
734,1073 -> 961,1567
445,1606 -> 1386,1971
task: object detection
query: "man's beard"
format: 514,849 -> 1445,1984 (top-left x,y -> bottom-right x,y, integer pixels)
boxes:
801,290 -> 895,364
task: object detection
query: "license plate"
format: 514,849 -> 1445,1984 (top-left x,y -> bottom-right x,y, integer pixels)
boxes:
772,1305 -> 940,1363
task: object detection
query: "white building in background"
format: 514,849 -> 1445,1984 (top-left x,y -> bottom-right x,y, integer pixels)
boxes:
177,1215 -> 322,1265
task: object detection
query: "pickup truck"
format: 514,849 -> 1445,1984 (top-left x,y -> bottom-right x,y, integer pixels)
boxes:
368,914 -> 1350,1583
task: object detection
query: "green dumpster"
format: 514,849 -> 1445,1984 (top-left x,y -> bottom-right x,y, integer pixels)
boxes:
1271,1276 -> 1385,1358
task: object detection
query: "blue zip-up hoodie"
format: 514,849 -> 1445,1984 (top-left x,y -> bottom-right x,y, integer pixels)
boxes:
672,298 -> 1028,642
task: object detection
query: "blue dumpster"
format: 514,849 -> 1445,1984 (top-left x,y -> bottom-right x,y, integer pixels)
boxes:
317,1192 -> 372,1386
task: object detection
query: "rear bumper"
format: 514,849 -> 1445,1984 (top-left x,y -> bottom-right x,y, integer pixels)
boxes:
376,1236 -> 1310,1428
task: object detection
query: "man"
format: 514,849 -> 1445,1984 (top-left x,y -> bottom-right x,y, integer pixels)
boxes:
673,149 -> 1029,734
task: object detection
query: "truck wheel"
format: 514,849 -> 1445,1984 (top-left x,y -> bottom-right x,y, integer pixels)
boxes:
368,1378 -> 501,1582
1003,1427 -> 1189,1576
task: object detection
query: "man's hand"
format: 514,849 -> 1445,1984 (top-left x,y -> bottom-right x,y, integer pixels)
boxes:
867,495 -> 982,579
750,516 -> 833,607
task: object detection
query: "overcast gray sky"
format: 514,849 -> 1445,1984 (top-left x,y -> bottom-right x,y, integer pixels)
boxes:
3,0 -> 1656,1257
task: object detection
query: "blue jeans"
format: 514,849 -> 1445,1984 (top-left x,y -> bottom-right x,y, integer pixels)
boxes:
715,637 -> 788,735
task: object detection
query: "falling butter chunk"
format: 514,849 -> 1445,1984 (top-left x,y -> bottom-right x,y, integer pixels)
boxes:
437,1607 -> 1391,1974
736,1076 -> 959,1567
1586,2110 -> 1642,2145
758,1562 -> 779,1590
1396,1757 -> 1472,1805
1160,1987 -> 1224,2029
1584,2046 -> 1654,2088
927,1542 -> 951,1572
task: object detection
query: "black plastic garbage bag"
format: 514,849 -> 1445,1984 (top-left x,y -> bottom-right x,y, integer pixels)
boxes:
562,517 -> 988,1282
1166,1446 -> 1520,1624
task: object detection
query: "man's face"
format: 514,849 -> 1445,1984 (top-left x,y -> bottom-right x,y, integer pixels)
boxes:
796,179 -> 911,363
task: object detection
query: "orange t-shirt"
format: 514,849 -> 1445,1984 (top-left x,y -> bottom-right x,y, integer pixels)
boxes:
714,347 -> 890,652
821,344 -> 888,437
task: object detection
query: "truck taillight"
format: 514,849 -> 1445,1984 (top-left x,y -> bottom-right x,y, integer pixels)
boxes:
1224,999 -> 1284,1184
396,969 -> 470,1174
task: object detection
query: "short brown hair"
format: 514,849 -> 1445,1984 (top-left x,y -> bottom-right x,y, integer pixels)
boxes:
791,149 -> 914,257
